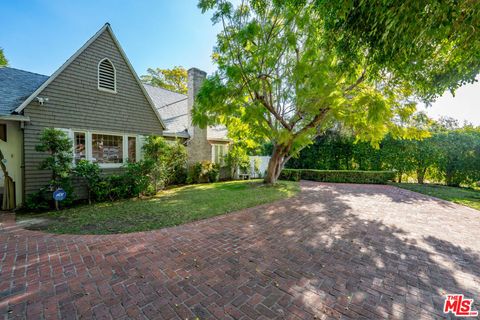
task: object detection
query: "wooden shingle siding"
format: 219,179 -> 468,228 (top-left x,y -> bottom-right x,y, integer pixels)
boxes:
23,30 -> 163,196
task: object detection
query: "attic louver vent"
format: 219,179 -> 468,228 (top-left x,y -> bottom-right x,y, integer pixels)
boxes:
98,58 -> 116,92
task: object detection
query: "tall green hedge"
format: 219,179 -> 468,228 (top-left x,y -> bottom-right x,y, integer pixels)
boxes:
280,169 -> 396,184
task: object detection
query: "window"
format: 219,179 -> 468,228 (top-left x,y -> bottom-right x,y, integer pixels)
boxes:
128,137 -> 136,162
212,144 -> 227,165
64,130 -> 140,167
92,134 -> 123,164
74,132 -> 86,164
98,58 -> 116,92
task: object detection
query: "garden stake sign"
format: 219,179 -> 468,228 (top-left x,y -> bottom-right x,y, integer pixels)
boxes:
53,188 -> 67,210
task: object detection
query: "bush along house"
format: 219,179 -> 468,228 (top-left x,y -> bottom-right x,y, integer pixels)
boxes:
0,23 -> 231,208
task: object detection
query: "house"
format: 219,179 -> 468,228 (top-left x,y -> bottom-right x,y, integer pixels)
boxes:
144,69 -> 230,166
0,23 -> 228,208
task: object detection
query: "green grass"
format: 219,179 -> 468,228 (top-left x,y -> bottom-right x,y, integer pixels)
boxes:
393,183 -> 480,211
17,180 -> 299,234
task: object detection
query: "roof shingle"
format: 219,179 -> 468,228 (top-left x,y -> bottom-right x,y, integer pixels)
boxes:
0,67 -> 48,115
144,84 -> 228,140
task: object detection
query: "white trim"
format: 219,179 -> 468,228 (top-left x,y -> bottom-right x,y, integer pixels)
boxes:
97,58 -> 117,93
13,24 -> 167,130
14,24 -> 110,114
0,115 -> 30,122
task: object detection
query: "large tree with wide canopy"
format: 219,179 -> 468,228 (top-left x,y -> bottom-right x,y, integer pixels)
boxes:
194,0 -> 480,183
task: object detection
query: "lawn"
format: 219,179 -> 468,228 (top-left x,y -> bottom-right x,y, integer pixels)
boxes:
17,180 -> 299,234
394,183 -> 480,211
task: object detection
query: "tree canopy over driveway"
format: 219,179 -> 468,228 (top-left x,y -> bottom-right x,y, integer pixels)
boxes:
194,0 -> 480,183
2,182 -> 479,319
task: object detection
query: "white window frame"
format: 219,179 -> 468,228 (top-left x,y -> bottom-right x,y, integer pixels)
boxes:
73,130 -> 88,164
211,143 -> 228,165
97,58 -> 117,93
59,129 -> 142,168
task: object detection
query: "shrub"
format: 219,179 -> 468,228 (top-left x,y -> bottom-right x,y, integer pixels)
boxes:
89,160 -> 153,201
280,169 -> 396,184
34,128 -> 74,209
122,161 -> 153,197
187,161 -> 220,183
74,160 -> 101,204
24,188 -> 50,211
142,136 -> 188,190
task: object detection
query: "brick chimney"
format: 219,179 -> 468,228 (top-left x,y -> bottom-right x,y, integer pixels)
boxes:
186,68 -> 211,165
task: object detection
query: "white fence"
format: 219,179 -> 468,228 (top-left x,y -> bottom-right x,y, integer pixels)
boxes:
248,156 -> 271,179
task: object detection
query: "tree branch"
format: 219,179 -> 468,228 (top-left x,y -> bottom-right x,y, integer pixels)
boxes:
344,68 -> 367,92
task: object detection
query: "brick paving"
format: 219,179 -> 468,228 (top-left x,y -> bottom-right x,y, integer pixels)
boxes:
1,181 -> 479,319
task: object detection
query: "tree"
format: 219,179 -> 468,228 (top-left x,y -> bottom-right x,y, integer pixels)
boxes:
35,128 -> 73,209
0,48 -> 7,66
435,128 -> 480,186
141,66 -> 188,94
194,0 -> 476,184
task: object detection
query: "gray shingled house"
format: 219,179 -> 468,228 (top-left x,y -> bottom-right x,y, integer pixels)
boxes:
0,23 -> 229,207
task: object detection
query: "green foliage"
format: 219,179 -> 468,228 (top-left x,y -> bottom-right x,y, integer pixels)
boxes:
224,143 -> 250,178
435,129 -> 480,186
280,169 -> 396,184
187,161 -> 220,184
287,120 -> 480,186
142,136 -> 188,191
74,160 -> 100,204
195,0 -> 474,182
140,66 -> 188,94
24,188 -> 50,211
0,48 -> 7,66
35,128 -> 73,186
316,0 -> 480,101
89,160 -> 154,202
34,128 -> 74,208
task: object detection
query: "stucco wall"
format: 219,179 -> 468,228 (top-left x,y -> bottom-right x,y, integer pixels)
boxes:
0,121 -> 23,206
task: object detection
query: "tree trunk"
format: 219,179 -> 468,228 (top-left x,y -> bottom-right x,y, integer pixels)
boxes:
264,145 -> 288,184
397,171 -> 403,183
416,168 -> 427,184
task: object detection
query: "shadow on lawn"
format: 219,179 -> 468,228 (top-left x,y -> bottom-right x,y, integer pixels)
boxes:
201,181 -> 480,318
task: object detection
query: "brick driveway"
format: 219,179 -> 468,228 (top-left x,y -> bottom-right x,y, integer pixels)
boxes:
1,182 -> 479,319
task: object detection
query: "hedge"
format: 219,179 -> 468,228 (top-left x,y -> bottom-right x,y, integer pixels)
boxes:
279,169 -> 396,184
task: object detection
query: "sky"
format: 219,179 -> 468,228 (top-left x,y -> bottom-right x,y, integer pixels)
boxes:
1,0 -> 479,125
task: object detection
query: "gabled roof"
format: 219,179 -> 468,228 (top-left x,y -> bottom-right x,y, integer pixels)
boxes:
0,67 -> 48,115
12,23 -> 166,130
144,84 -> 229,141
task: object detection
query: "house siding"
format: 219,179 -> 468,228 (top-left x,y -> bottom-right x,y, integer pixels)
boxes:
22,29 -> 163,196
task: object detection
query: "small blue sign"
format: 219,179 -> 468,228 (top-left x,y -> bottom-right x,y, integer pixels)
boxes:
53,189 -> 67,201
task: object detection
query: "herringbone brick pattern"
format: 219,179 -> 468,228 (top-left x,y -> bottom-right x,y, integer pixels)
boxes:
1,182 -> 479,319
